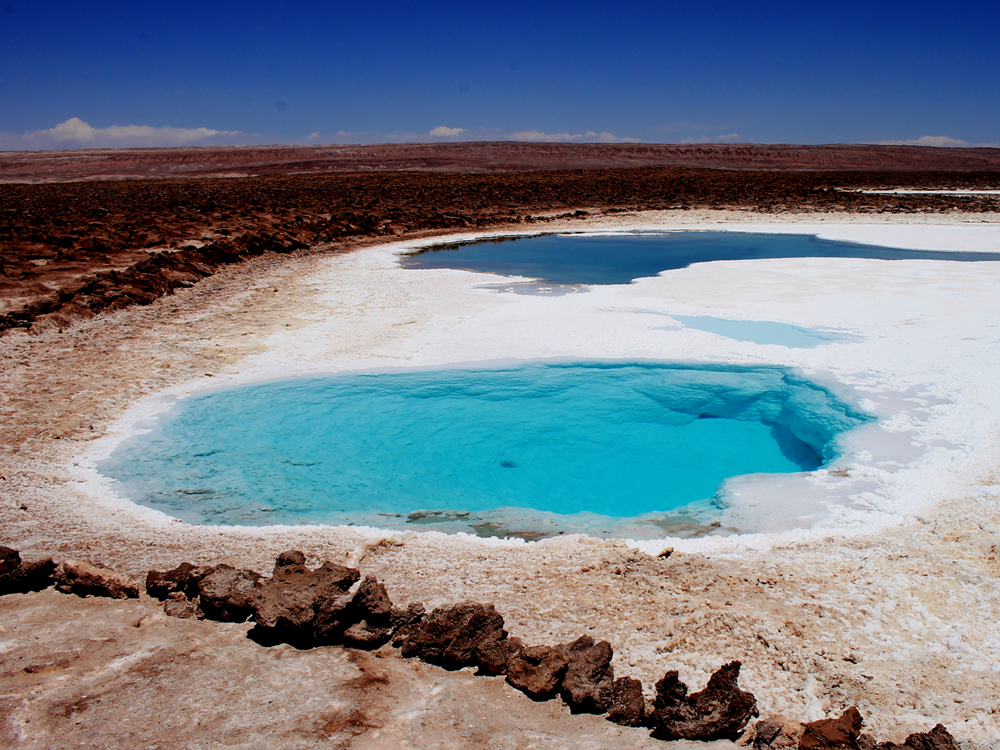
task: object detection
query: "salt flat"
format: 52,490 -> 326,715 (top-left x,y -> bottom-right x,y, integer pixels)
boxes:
3,210 -> 1000,744
95,214 -> 1000,548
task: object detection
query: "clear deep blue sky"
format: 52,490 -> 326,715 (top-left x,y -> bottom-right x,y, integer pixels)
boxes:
1,0 -> 998,149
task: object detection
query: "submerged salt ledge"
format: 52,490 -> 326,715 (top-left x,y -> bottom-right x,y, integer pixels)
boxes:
77,221 -> 1000,556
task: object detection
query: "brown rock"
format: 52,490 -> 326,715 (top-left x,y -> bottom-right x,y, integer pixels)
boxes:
750,714 -> 805,749
310,566 -> 369,643
649,660 -> 758,741
0,546 -> 19,577
0,547 -> 56,595
801,707 -> 865,750
390,601 -> 426,631
557,635 -> 615,714
164,592 -> 203,619
607,676 -> 645,727
506,645 -> 570,701
274,550 -> 306,569
395,602 -> 511,671
145,562 -> 215,600
477,635 -> 523,676
6,558 -> 56,594
254,563 -> 336,629
53,559 -> 140,599
340,576 -> 395,649
875,724 -> 959,750
351,575 -> 393,619
251,557 -> 360,644
196,564 -> 261,622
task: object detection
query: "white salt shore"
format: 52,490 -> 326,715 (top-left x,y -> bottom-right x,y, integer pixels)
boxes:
82,216 -> 1000,552
4,210 -> 1000,744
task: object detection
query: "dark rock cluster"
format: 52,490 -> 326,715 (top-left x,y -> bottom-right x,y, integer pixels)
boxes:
0,544 -> 967,748
750,707 -> 961,750
146,550 -> 760,740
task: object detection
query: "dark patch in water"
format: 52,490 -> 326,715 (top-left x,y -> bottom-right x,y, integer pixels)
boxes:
472,522 -> 564,542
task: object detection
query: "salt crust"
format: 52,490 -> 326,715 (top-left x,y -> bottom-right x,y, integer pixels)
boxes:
4,210 -> 1000,743
81,216 -> 1000,551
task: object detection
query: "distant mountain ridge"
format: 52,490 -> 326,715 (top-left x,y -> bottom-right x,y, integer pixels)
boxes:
2,142 -> 1000,183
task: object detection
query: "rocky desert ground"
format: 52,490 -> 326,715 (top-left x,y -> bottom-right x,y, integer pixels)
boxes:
2,147 -> 999,748
2,142 -> 1000,183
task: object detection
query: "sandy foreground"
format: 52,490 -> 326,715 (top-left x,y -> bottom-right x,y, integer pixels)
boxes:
3,209 -> 1000,746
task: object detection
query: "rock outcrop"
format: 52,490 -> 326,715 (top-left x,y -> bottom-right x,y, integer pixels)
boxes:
876,724 -> 959,750
506,645 -> 570,700
0,546 -> 55,595
1,546 -> 18,576
395,602 -> 514,671
607,676 -> 646,726
53,559 -> 139,599
341,575 -> 395,648
751,710 -> 960,750
197,564 -> 261,622
557,635 -> 615,713
800,707 -> 866,750
648,661 -> 758,741
147,560 -> 261,622
390,601 -> 426,634
148,552 -> 399,644
164,592 -> 204,619
250,554 -> 360,644
146,562 -> 215,600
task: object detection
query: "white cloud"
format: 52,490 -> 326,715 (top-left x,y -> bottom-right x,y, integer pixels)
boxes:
681,133 -> 742,144
877,135 -> 999,148
0,117 -> 243,150
429,126 -> 465,137
879,135 -> 970,147
508,129 -> 640,144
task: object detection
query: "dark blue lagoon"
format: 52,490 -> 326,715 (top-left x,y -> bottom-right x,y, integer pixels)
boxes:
99,362 -> 871,538
401,231 -> 1000,285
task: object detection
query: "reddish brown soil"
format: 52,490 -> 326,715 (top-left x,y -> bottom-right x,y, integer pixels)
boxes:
2,142 -> 1000,183
2,167 -> 998,335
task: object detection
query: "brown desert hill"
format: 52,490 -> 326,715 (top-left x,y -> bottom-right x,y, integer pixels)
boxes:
2,142 -> 1000,183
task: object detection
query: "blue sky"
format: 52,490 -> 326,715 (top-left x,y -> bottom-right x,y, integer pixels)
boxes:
1,0 -> 997,149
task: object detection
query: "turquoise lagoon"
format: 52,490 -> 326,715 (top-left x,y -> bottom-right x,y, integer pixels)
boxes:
98,362 -> 871,538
